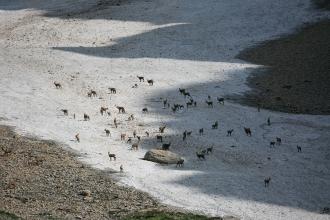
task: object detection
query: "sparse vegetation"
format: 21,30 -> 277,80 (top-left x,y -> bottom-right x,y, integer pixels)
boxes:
123,210 -> 222,220
0,210 -> 20,220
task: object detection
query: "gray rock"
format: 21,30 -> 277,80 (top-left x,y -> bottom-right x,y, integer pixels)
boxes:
144,149 -> 182,164
222,215 -> 240,220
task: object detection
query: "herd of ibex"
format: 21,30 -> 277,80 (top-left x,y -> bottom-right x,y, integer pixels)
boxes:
54,74 -> 303,187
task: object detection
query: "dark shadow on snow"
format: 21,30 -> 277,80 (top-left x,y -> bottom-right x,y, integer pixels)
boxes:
134,76 -> 330,215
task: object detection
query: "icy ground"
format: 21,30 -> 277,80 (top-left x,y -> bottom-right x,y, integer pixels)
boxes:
0,0 -> 329,219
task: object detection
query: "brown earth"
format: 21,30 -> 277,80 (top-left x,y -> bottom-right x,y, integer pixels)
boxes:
235,20 -> 330,115
0,125 -> 167,220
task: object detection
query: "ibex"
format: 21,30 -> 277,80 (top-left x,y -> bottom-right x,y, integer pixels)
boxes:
131,142 -> 139,150
163,99 -> 168,108
156,135 -> 163,142
84,113 -> 90,121
137,76 -> 144,82
276,137 -> 281,145
162,142 -> 171,150
183,91 -> 191,98
244,127 -> 252,136
54,82 -> 62,89
206,146 -> 213,154
186,101 -> 193,108
176,159 -> 184,167
128,114 -> 134,121
179,88 -> 186,95
88,90 -> 97,97
75,133 -> 80,142
104,129 -> 111,137
100,107 -> 108,115
196,152 -> 206,160
114,118 -> 118,128
297,145 -> 302,152
206,100 -> 213,107
264,177 -> 271,187
227,129 -> 234,136
109,87 -> 116,94
108,152 -> 116,161
87,90 -> 97,97
217,97 -> 224,105
159,126 -> 166,133
61,109 -> 68,116
116,106 -> 125,113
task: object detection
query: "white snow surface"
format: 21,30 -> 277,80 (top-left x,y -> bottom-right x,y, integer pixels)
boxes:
0,0 -> 330,219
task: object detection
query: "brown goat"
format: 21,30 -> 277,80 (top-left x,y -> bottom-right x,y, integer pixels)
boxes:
264,177 -> 271,187
156,135 -> 163,142
137,76 -> 144,82
120,133 -> 126,141
54,82 -> 62,89
109,87 -> 116,94
227,129 -> 234,136
104,129 -> 111,137
108,152 -> 116,161
176,159 -> 184,167
206,100 -> 213,107
131,142 -> 139,151
116,106 -> 126,113
61,109 -> 68,116
84,113 -> 90,121
159,126 -> 166,133
75,133 -> 80,142
244,127 -> 252,136
100,107 -> 108,115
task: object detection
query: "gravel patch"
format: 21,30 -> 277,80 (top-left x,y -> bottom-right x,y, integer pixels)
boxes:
235,20 -> 330,115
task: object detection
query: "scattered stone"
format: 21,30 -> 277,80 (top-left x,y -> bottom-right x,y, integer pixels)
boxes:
0,125 -> 164,219
80,190 -> 91,197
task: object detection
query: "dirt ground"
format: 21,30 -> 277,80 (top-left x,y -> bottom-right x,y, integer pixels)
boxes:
0,125 -> 166,220
236,20 -> 330,115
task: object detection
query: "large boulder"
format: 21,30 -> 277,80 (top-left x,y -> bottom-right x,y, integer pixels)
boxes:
144,149 -> 182,164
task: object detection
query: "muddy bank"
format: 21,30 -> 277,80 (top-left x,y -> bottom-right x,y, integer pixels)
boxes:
235,20 -> 330,115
